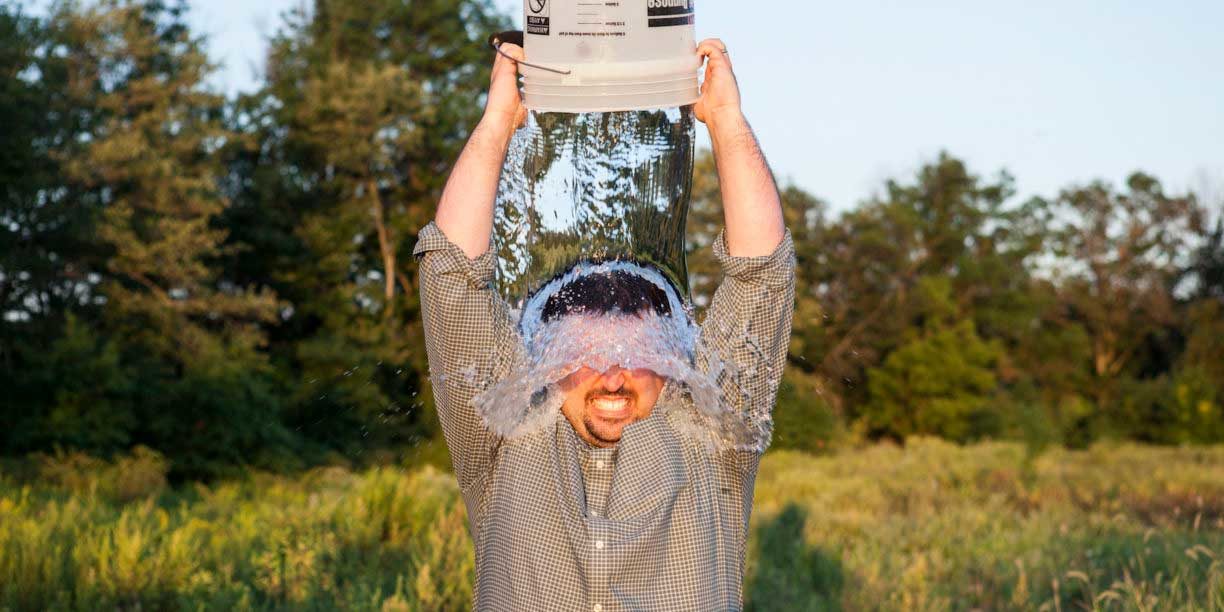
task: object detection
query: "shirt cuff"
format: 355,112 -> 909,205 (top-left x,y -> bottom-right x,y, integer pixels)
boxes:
412,221 -> 496,290
711,228 -> 795,290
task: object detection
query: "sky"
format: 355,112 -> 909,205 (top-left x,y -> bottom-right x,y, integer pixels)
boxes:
185,0 -> 1224,213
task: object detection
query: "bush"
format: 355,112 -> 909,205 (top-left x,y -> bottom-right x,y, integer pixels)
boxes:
863,319 -> 1003,442
770,369 -> 843,454
4,315 -> 138,456
36,445 -> 168,502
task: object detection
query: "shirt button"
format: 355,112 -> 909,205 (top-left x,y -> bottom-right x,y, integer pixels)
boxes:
595,460 -> 606,469
593,604 -> 603,612
595,540 -> 605,550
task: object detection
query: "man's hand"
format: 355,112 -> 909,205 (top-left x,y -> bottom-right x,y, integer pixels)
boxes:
694,38 -> 743,129
483,43 -> 527,136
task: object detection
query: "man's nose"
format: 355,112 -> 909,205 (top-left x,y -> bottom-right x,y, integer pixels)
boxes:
599,366 -> 626,391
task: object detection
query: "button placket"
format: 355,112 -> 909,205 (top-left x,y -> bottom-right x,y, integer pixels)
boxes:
588,518 -> 612,612
584,447 -> 617,612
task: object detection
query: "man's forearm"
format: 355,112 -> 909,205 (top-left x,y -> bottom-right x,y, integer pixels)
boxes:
435,115 -> 517,259
708,109 -> 785,257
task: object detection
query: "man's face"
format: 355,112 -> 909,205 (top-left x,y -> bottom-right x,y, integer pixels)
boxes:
558,365 -> 666,448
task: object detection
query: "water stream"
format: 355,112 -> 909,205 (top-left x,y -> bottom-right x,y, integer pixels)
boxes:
493,107 -> 696,309
484,107 -> 765,452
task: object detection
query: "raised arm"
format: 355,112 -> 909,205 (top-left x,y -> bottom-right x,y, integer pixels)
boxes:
434,43 -> 527,258
693,39 -> 795,462
694,38 -> 785,257
415,44 -> 526,495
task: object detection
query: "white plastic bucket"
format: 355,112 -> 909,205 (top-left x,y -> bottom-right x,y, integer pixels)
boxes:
521,0 -> 701,113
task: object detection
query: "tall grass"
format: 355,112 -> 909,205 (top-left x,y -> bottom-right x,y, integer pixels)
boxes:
2,440 -> 1222,610
0,451 -> 471,610
748,439 -> 1224,610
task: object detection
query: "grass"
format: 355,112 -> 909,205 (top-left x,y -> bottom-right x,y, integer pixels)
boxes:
1,439 -> 1222,611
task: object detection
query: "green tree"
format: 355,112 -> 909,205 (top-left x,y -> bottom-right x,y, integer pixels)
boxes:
1162,300 -> 1224,443
1187,216 -> 1224,301
1044,174 -> 1203,416
863,277 -> 1003,442
222,0 -> 510,454
0,3 -> 113,448
52,0 -> 293,476
807,155 -> 1044,426
9,314 -> 136,452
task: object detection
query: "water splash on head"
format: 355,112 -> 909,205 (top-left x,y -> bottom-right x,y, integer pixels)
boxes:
475,260 -> 760,452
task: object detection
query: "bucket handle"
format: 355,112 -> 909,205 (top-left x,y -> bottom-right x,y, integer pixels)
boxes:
488,31 -> 572,76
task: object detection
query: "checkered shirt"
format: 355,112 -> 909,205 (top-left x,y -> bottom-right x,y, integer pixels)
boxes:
414,221 -> 795,611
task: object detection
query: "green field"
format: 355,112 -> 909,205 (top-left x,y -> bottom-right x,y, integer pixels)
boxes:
2,440 -> 1223,611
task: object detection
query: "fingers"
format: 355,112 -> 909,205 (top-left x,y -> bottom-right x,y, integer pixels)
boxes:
499,42 -> 525,61
698,38 -> 727,53
492,42 -> 524,80
696,38 -> 732,69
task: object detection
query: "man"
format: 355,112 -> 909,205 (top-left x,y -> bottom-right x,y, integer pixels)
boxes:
415,38 -> 794,611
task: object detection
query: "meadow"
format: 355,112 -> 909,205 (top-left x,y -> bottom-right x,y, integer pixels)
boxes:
2,440 -> 1223,611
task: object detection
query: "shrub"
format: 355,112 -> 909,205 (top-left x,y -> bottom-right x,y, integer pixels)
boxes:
36,445 -> 168,502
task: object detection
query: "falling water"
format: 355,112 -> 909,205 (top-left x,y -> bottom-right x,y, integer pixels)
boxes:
481,107 -> 767,452
493,107 -> 696,308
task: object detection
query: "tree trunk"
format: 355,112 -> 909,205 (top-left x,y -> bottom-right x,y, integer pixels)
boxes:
369,179 -> 396,304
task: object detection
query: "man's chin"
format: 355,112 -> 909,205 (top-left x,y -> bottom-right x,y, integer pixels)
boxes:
585,417 -> 629,444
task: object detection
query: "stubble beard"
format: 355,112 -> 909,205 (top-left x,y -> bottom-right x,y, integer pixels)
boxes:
584,389 -> 637,445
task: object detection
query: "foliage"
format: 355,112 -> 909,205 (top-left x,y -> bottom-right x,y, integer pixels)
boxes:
219,0 -> 510,455
750,440 -> 1224,610
0,0 -> 507,476
3,443 -> 1223,610
2,0 -> 1224,479
6,314 -> 136,453
862,277 -> 1003,442
1043,174 -> 1203,414
770,368 -> 842,454
0,452 -> 472,610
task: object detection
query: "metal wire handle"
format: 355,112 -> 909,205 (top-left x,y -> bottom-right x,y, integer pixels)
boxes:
488,31 -> 572,76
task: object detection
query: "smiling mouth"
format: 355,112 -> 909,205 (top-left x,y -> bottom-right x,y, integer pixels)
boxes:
588,396 -> 632,419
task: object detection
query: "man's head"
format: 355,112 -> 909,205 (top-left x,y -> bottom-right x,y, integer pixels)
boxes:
541,268 -> 673,447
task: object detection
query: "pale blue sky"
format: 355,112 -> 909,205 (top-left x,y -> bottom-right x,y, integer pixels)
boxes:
187,0 -> 1224,212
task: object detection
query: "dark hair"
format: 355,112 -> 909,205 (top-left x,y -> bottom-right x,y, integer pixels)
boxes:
540,266 -> 673,323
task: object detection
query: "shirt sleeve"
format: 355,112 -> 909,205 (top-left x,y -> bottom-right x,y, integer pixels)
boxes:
697,229 -> 796,460
414,221 -> 521,494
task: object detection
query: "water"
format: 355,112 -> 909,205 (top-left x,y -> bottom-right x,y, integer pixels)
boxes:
493,107 -> 695,308
474,259 -> 760,452
481,107 -> 766,453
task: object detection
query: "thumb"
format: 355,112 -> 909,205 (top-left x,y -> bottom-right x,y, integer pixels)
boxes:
492,43 -> 524,81
500,43 -> 525,61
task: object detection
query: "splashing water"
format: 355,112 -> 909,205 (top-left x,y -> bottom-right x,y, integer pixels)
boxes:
475,260 -> 762,452
481,108 -> 764,452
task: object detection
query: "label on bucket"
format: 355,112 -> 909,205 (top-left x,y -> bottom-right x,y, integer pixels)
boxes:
647,0 -> 695,27
558,1 -> 628,38
526,0 -> 550,35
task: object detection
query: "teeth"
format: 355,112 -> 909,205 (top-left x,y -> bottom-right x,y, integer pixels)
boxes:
592,398 -> 629,412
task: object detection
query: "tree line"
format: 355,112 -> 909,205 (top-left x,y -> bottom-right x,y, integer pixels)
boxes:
2,0 -> 1221,478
